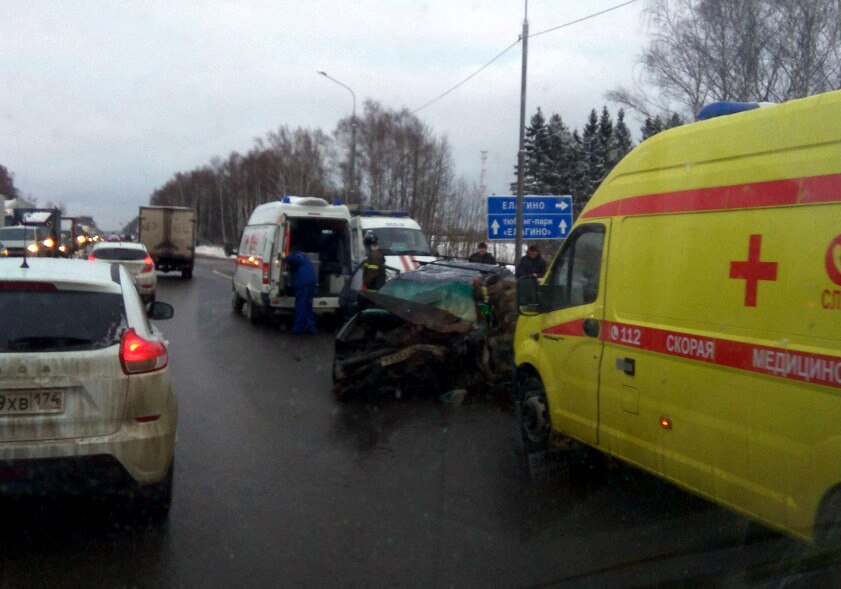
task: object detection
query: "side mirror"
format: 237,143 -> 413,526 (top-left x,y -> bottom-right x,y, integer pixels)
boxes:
517,276 -> 541,316
148,301 -> 174,321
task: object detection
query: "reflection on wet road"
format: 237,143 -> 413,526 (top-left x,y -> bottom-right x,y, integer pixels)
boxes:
0,258 -> 836,588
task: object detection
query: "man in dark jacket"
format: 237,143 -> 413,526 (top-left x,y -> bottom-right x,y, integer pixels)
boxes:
516,244 -> 547,279
361,231 -> 386,292
283,250 -> 317,334
468,242 -> 496,264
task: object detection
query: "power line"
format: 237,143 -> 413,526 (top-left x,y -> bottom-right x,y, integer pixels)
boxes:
412,0 -> 640,114
413,38 -> 520,114
529,0 -> 639,39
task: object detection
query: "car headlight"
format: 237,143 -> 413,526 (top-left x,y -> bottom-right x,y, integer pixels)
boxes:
59,244 -> 68,253
76,235 -> 87,244
1,249 -> 8,257
43,237 -> 55,248
26,243 -> 39,253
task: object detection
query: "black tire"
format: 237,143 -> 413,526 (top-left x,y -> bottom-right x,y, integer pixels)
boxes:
232,290 -> 245,314
181,267 -> 192,279
816,488 -> 841,550
518,375 -> 551,454
133,461 -> 174,520
245,297 -> 261,325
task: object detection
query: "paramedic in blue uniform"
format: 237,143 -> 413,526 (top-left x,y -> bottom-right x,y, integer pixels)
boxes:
283,250 -> 317,334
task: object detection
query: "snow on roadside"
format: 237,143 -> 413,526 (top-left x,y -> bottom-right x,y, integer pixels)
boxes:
195,245 -> 234,259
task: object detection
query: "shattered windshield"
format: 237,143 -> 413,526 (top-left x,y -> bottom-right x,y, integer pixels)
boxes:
374,262 -> 513,323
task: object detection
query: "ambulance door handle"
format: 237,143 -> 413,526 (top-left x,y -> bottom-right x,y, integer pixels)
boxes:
616,357 -> 636,376
582,318 -> 600,338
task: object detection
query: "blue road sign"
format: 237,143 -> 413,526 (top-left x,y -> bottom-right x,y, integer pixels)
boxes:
487,195 -> 573,240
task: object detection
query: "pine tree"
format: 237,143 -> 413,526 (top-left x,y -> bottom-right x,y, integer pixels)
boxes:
597,106 -> 614,182
570,129 -> 589,214
641,113 -> 685,141
612,109 -> 634,168
641,116 -> 663,140
512,107 -> 552,194
581,108 -> 602,204
545,113 -> 574,195
667,113 -> 686,129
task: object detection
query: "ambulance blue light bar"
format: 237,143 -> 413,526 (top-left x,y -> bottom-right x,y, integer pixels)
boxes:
359,210 -> 409,217
697,101 -> 760,121
333,198 -> 343,206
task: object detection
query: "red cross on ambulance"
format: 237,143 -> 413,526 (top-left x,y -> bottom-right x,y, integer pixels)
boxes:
729,234 -> 778,307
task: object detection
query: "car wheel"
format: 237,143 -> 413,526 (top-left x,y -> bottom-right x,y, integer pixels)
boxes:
181,267 -> 192,279
232,290 -> 245,314
816,488 -> 841,549
245,297 -> 261,324
519,377 -> 551,454
133,461 -> 174,520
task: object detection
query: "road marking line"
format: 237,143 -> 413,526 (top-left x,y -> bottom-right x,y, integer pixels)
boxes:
212,270 -> 233,279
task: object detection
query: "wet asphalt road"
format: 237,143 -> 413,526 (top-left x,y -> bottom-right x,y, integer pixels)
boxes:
0,257 -> 835,588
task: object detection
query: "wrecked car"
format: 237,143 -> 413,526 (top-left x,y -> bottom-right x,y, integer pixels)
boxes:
332,260 -> 517,400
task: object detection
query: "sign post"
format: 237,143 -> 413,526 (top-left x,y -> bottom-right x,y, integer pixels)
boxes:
487,195 -> 572,241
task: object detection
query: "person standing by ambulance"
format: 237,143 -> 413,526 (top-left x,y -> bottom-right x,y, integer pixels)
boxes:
516,244 -> 547,279
361,230 -> 386,293
282,250 -> 317,334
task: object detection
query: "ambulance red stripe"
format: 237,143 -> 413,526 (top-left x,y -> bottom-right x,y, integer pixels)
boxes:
541,319 -> 585,336
581,172 -> 841,219
541,319 -> 841,389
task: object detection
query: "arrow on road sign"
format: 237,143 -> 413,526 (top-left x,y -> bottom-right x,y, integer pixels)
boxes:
556,201 -> 569,211
491,219 -> 500,235
559,219 -> 568,233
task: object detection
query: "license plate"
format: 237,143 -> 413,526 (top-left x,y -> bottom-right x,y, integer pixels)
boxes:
380,349 -> 413,367
0,390 -> 64,415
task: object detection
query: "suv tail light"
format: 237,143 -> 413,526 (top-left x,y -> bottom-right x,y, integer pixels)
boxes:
142,256 -> 154,273
262,262 -> 270,285
120,328 -> 168,374
88,255 -> 96,261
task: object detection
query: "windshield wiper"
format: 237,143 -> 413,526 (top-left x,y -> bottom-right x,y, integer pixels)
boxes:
5,336 -> 95,352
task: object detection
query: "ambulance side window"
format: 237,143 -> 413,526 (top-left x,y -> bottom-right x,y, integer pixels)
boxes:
545,225 -> 605,311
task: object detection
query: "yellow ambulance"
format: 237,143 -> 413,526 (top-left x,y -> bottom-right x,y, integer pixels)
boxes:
514,89 -> 841,546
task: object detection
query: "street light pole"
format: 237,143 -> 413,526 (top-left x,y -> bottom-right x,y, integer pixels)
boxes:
515,1 -> 529,261
317,70 -> 357,203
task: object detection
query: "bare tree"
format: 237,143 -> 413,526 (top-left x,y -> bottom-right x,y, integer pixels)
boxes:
609,0 -> 841,118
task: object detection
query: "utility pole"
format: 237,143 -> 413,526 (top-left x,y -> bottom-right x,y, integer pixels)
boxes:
515,0 -> 529,260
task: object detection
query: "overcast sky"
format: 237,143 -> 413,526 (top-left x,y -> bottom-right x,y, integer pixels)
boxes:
1,1 -> 647,230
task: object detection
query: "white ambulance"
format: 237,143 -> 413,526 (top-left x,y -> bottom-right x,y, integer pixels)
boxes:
349,210 -> 436,275
231,197 -> 353,323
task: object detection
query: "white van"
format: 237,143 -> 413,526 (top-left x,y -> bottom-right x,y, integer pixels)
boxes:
349,211 -> 436,274
232,197 -> 352,322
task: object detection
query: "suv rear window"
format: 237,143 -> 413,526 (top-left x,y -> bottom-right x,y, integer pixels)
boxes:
0,289 -> 126,352
92,248 -> 146,261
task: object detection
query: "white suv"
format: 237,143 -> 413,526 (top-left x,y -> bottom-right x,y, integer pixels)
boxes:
0,258 -> 177,516
90,241 -> 157,303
